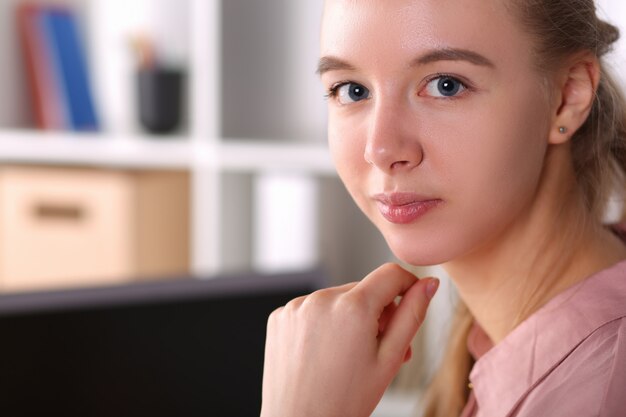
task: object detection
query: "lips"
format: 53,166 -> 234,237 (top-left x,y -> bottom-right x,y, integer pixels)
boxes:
373,193 -> 442,224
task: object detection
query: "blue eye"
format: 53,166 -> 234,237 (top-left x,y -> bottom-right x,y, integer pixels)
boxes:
330,82 -> 370,104
424,76 -> 466,98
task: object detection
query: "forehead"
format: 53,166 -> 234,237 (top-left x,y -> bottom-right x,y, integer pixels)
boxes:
321,0 -> 532,69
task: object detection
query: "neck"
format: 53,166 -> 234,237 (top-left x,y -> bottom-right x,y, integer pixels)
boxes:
443,144 -> 626,344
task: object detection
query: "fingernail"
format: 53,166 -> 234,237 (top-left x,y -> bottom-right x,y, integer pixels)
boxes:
425,279 -> 440,300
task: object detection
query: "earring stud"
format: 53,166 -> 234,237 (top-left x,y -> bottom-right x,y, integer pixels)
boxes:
559,127 -> 568,134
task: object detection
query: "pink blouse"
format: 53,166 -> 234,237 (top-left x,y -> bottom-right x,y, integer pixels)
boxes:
460,258 -> 626,417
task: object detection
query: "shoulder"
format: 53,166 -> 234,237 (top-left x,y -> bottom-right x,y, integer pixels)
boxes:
471,260 -> 626,416
514,317 -> 626,417
598,317 -> 626,416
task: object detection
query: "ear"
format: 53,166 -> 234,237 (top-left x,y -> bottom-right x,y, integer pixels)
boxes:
549,54 -> 600,145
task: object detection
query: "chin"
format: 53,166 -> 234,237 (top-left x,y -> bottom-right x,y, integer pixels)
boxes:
383,232 -> 456,267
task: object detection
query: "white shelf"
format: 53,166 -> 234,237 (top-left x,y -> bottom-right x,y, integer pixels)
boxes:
0,130 -> 192,169
0,130 -> 335,175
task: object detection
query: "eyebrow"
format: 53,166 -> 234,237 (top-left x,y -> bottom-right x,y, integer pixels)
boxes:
412,48 -> 495,68
316,56 -> 357,75
316,47 -> 495,75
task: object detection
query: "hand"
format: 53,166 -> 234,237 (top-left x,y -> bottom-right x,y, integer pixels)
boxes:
260,263 -> 440,417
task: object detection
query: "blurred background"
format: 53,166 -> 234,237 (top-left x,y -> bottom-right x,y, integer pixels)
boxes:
0,0 -> 394,291
0,0 -> 624,416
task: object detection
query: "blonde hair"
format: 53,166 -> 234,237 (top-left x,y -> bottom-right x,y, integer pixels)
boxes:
422,1 -> 626,416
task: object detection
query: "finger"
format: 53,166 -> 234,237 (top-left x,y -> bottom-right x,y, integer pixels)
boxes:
378,278 -> 439,364
284,294 -> 308,311
285,282 -> 358,312
403,346 -> 412,363
329,281 -> 359,294
378,301 -> 398,334
354,263 -> 419,314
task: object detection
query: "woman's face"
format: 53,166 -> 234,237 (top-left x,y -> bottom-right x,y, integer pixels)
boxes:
321,0 -> 554,266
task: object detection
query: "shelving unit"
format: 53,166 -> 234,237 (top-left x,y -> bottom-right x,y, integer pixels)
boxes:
0,0 -> 392,285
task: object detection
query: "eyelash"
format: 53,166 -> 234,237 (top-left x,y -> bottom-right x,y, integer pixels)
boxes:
324,74 -> 472,101
324,80 -> 351,100
422,73 -> 472,99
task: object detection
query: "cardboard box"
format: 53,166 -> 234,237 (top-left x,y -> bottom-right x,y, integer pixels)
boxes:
0,166 -> 189,292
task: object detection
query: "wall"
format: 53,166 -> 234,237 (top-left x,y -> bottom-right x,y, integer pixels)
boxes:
221,0 -> 326,141
597,0 -> 626,87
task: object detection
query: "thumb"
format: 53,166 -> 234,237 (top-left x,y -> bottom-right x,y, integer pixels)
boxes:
378,278 -> 439,364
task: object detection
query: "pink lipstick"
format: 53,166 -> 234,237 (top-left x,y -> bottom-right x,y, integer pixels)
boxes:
374,193 -> 442,224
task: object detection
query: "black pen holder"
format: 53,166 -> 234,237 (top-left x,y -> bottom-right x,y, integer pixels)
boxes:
137,68 -> 184,134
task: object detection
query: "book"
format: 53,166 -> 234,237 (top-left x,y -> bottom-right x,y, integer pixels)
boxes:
17,4 -> 100,132
16,3 -> 64,130
42,8 -> 99,131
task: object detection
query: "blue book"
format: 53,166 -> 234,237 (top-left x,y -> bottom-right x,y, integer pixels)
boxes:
41,8 -> 99,132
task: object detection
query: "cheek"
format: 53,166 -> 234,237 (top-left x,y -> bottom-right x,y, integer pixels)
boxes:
395,92 -> 550,265
422,90 -> 550,258
457,93 -> 549,207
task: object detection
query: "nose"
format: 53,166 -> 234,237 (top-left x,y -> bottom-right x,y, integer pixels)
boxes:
363,99 -> 423,174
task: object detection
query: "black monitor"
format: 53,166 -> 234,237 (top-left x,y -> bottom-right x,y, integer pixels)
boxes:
0,269 -> 325,417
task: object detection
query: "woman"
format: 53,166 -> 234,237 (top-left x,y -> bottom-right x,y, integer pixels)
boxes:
261,0 -> 626,416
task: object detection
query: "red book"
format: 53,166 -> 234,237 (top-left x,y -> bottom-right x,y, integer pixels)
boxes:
17,3 -> 65,130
